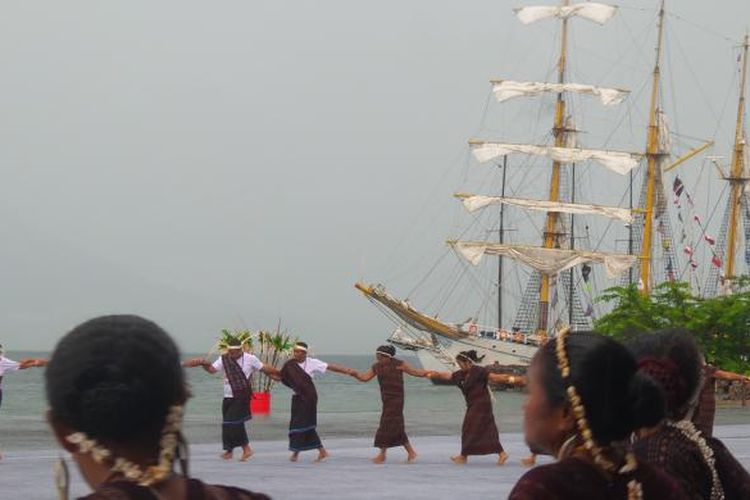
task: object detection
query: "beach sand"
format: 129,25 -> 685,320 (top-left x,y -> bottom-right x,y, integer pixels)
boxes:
1,425 -> 748,499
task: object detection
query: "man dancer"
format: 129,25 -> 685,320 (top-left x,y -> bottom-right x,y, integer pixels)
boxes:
279,341 -> 354,462
0,344 -> 47,460
184,338 -> 279,461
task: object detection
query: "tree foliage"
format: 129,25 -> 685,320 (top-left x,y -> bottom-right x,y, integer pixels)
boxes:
594,281 -> 750,374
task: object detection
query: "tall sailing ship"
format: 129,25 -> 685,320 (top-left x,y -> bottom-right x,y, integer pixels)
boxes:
356,1 -> 720,375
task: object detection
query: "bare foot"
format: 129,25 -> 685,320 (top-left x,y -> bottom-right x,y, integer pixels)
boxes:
289,452 -> 299,462
240,447 -> 253,461
497,451 -> 509,466
521,454 -> 536,467
406,451 -> 418,463
313,448 -> 329,463
371,453 -> 386,464
451,455 -> 467,464
220,451 -> 232,460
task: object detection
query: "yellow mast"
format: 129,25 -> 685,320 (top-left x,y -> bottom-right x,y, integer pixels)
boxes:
538,0 -> 570,334
639,0 -> 666,295
724,34 -> 749,284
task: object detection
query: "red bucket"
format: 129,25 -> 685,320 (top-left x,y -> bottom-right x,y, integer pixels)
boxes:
250,391 -> 271,415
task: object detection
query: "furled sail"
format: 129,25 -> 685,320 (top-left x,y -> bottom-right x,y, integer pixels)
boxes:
449,241 -> 636,278
491,80 -> 628,106
454,193 -> 633,223
514,3 -> 618,26
469,140 -> 641,175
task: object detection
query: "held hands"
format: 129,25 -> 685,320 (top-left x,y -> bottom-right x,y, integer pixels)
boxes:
183,357 -> 209,368
19,358 -> 46,369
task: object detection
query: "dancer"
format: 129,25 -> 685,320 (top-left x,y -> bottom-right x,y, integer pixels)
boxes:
45,315 -> 268,499
183,334 -> 280,461
350,344 -> 426,463
630,329 -> 750,500
692,360 -> 750,438
279,341 -> 355,462
0,344 -> 46,460
427,350 -> 524,465
508,330 -> 685,499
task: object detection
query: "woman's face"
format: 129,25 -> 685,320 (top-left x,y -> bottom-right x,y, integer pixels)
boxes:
523,355 -> 574,456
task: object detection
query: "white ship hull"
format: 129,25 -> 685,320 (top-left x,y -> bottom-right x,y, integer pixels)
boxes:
412,337 -> 537,370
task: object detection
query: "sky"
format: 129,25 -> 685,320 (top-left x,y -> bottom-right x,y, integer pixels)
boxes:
1,1 -> 749,354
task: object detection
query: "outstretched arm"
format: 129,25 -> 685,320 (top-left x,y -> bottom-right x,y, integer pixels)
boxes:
261,364 -> 282,381
426,370 -> 453,382
488,373 -> 527,386
326,363 -> 356,376
351,367 -> 376,382
183,358 -> 218,374
714,369 -> 750,384
19,358 -> 47,369
399,361 -> 429,378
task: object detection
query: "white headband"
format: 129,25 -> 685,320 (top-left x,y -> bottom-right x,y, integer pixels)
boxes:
227,345 -> 243,350
294,345 -> 308,352
376,350 -> 393,357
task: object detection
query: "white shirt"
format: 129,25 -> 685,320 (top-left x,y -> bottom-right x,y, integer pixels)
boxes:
298,357 -> 328,378
212,353 -> 264,398
0,356 -> 20,383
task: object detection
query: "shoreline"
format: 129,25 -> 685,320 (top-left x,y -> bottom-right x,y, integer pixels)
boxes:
0,425 -> 749,499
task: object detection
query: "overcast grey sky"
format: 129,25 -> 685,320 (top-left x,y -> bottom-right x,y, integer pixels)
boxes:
1,1 -> 749,354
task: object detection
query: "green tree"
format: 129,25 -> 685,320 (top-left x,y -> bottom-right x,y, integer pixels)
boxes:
594,281 -> 750,374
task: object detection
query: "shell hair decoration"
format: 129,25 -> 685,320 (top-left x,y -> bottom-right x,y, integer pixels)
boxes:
555,327 -> 642,500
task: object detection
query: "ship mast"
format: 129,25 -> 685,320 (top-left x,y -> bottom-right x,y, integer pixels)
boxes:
498,155 -> 508,329
639,0 -> 666,295
723,34 -> 749,285
538,0 -> 570,334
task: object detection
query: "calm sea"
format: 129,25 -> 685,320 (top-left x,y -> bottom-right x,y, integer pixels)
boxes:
1,352 -> 748,451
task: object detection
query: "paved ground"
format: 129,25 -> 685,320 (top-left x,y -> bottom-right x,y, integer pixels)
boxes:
1,425 -> 748,499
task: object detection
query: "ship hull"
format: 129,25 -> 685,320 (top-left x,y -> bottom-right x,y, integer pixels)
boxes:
412,336 -> 537,385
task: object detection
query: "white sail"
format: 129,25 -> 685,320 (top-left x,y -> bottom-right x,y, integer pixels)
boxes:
469,141 -> 641,175
450,241 -> 636,278
491,80 -> 628,106
455,194 -> 633,223
514,3 -> 618,26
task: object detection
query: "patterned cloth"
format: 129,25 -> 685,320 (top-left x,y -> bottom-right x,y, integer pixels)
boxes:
80,478 -> 270,499
633,424 -> 713,499
451,365 -> 503,456
281,359 -> 322,452
508,456 -> 687,499
372,358 -> 409,448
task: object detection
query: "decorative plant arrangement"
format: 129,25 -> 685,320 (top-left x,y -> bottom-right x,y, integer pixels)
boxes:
251,329 -> 296,393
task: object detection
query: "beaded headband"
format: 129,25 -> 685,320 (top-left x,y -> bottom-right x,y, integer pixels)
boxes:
554,328 -> 642,499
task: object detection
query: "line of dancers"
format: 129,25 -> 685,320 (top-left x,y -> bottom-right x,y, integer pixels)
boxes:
2,315 -> 750,499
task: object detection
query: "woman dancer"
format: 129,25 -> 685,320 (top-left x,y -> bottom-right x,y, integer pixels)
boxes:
427,350 -> 524,464
350,344 -> 426,463
508,330 -> 686,499
45,314 -> 269,499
